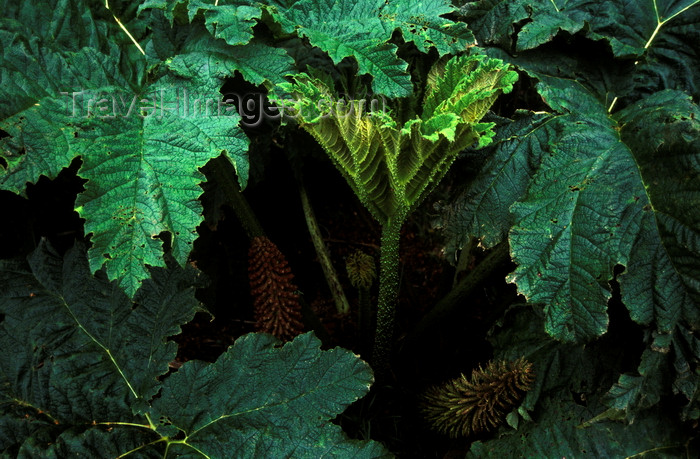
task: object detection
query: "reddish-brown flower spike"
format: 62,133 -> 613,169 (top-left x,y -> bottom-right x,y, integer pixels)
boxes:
421,357 -> 535,438
248,236 -> 304,341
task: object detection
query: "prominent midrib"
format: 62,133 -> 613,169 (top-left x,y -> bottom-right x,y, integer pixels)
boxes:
60,296 -> 139,399
185,364 -> 366,440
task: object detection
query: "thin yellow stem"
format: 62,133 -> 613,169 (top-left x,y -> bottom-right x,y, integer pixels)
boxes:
104,0 -> 145,55
658,0 -> 700,24
145,412 -> 156,430
643,21 -> 663,50
608,0 -> 700,113
625,443 -> 683,459
96,421 -> 152,428
115,438 -> 167,458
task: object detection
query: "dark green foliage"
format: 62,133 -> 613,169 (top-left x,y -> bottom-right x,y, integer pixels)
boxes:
0,242 -> 386,456
442,0 -> 699,453
0,0 -> 699,456
469,307 -> 698,457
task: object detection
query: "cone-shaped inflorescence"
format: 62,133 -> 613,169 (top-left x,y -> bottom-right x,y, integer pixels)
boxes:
421,358 -> 535,437
248,236 -> 304,341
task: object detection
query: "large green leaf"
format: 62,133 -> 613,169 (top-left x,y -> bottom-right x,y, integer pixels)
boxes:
0,240 -> 200,453
163,27 -> 295,87
615,90 -> 700,332
268,0 -> 475,97
0,242 -> 388,457
467,392 -> 695,458
141,0 -> 475,97
468,4 -> 700,417
0,0 -> 112,51
152,333 -> 388,457
500,74 -> 700,414
0,26 -> 149,222
471,306 -> 698,456
483,43 -> 634,113
1,1 -> 251,296
187,0 -> 261,46
461,0 -> 700,102
0,26 -> 130,192
461,0 -> 700,54
466,1 -> 700,347
71,76 -> 249,297
439,111 -> 558,253
561,0 -> 700,60
459,0 -> 583,52
139,6 -> 295,88
603,90 -> 700,421
506,78 -> 646,342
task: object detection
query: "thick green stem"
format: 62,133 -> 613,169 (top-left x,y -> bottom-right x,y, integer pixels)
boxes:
357,286 -> 372,357
372,216 -> 404,375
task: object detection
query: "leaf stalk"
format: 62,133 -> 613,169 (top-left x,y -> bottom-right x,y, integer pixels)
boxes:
372,213 -> 406,375
299,180 -> 351,315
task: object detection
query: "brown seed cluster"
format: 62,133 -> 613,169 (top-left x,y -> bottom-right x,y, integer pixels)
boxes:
421,357 -> 535,438
248,236 -> 304,341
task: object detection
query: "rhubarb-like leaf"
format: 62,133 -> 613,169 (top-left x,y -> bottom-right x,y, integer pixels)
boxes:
479,307 -> 698,455
602,91 -> 700,421
505,78 -> 638,342
459,0 -> 583,52
0,0 -> 112,50
152,332 -> 388,457
439,111 -> 558,252
461,0 -> 700,57
0,240 -> 200,453
187,0 -> 261,46
0,242 -> 387,457
1,1 -> 251,296
70,76 -> 249,297
269,0 -> 475,97
141,0 -> 475,98
464,6 -> 700,425
463,0 -> 700,101
0,29 -> 129,193
164,28 -> 295,87
467,392 -> 694,458
503,81 -> 700,345
614,90 -> 700,332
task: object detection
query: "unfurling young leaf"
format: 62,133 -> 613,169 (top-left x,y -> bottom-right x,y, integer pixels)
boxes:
272,54 -> 518,227
272,53 -> 517,371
